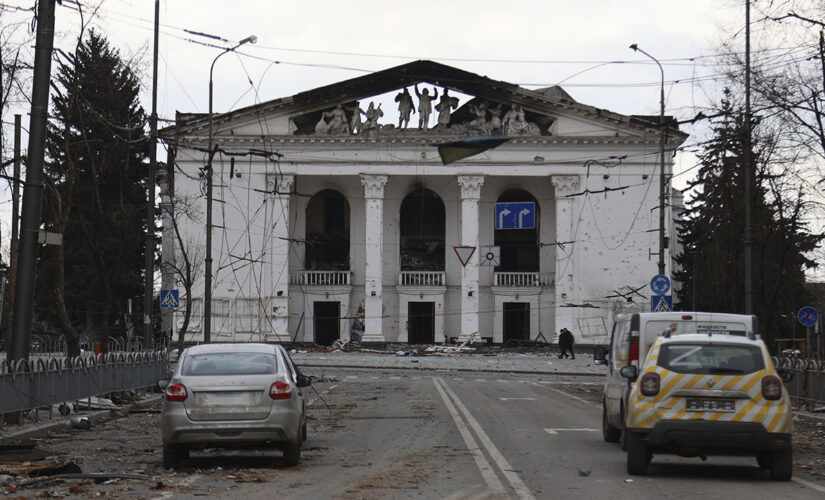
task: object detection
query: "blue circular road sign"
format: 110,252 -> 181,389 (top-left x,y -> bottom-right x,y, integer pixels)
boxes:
650,274 -> 671,295
798,306 -> 818,327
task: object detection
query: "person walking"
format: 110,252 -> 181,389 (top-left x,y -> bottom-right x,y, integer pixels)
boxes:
558,328 -> 575,359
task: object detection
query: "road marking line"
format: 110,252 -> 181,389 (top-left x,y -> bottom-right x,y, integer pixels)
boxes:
793,477 -> 825,493
390,376 -> 401,380
532,383 -> 600,408
499,398 -> 537,401
436,377 -> 536,500
544,428 -> 599,435
432,378 -> 506,495
346,375 -> 358,380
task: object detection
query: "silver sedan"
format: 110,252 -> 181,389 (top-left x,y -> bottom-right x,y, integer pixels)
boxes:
158,343 -> 311,468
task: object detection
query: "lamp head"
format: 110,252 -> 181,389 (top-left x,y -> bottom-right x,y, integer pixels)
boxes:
240,35 -> 257,45
629,43 -> 638,51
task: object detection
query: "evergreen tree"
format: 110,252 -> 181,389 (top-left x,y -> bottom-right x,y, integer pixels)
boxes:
36,30 -> 148,355
675,90 -> 823,348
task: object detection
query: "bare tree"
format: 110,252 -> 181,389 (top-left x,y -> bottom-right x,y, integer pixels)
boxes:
160,188 -> 204,351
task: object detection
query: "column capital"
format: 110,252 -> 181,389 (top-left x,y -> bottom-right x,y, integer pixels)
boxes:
266,174 -> 295,196
457,175 -> 485,199
551,175 -> 580,197
360,174 -> 388,199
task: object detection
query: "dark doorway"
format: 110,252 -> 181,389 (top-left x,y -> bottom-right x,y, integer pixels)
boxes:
313,301 -> 340,346
408,302 -> 435,344
503,302 -> 530,342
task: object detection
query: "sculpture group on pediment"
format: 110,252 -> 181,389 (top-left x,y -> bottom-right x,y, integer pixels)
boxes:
304,89 -> 546,137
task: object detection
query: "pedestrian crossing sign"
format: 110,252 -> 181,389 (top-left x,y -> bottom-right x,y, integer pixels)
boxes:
651,295 -> 672,312
160,289 -> 179,308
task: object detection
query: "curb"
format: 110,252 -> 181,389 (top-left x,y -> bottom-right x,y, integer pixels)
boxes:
294,361 -> 606,377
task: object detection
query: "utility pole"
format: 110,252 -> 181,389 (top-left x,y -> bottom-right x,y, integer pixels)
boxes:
143,0 -> 159,349
10,0 -> 56,361
743,0 -> 754,314
629,43 -> 668,276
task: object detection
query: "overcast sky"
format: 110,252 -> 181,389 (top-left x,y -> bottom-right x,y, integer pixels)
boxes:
4,0 -> 744,142
2,0 -> 767,262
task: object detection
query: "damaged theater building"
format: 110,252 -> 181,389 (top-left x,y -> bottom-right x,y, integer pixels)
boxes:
159,60 -> 687,346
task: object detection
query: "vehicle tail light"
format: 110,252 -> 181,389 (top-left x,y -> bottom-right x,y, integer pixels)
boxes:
761,375 -> 782,400
640,372 -> 660,397
270,381 -> 293,400
165,383 -> 188,402
630,338 -> 639,362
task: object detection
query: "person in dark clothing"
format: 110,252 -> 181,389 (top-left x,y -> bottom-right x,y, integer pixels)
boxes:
558,328 -> 575,359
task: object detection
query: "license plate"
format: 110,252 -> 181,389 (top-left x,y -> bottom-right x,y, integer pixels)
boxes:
686,398 -> 735,412
197,391 -> 257,406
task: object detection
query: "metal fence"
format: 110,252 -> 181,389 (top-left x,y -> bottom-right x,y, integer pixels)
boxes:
0,350 -> 169,415
773,356 -> 825,410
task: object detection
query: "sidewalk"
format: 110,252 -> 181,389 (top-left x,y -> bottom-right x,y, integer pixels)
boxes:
290,348 -> 607,376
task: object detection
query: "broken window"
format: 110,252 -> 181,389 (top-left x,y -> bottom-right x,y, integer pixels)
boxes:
400,188 -> 445,271
494,189 -> 539,272
305,189 -> 350,270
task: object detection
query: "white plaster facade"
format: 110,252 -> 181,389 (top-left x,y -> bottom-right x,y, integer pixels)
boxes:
160,60 -> 686,346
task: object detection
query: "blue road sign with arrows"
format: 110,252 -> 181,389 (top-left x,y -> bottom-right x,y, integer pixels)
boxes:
650,274 -> 671,295
495,202 -> 535,230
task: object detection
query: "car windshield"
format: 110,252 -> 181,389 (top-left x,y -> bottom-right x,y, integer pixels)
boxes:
182,352 -> 279,376
657,343 -> 765,374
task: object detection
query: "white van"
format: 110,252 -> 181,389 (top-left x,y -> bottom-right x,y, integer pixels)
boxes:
594,311 -> 758,447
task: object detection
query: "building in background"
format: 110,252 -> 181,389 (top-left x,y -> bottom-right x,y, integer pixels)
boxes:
159,60 -> 687,346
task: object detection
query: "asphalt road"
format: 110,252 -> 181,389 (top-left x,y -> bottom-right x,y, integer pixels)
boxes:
4,367 -> 825,499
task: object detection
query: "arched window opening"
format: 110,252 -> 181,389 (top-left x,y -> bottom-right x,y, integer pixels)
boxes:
305,189 -> 350,270
400,188 -> 445,271
494,189 -> 539,272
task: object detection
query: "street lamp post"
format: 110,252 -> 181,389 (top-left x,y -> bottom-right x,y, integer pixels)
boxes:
204,35 -> 256,344
629,43 -> 667,277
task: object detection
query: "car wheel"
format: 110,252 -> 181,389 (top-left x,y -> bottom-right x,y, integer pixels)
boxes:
769,449 -> 792,481
283,437 -> 301,467
626,431 -> 649,475
603,404 -> 620,443
162,445 -> 185,469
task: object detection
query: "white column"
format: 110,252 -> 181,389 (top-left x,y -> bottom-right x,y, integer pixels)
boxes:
361,174 -> 388,342
268,174 -> 293,339
552,175 -> 580,333
457,175 -> 485,340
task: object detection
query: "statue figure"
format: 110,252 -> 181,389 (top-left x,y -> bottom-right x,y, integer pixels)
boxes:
415,84 -> 438,129
502,104 -> 529,135
435,89 -> 459,128
395,88 -> 416,128
349,101 -> 366,134
316,104 -> 348,134
468,101 -> 488,132
489,103 -> 503,132
362,101 -> 383,131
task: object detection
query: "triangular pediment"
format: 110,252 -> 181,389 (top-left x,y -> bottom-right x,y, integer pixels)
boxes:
163,60 -> 685,142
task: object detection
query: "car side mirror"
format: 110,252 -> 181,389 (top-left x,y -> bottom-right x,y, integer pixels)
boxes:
157,378 -> 170,390
619,365 -> 638,380
296,374 -> 313,388
593,346 -> 608,364
777,368 -> 793,383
